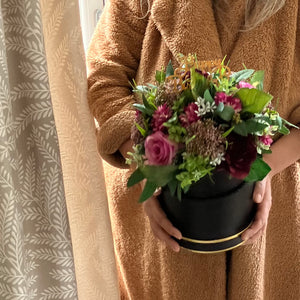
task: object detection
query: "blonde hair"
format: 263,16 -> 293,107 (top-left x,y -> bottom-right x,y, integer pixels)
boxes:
138,0 -> 286,31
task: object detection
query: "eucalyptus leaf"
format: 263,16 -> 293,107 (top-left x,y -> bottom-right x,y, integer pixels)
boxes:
243,119 -> 269,134
233,121 -> 248,136
236,88 -> 273,113
244,157 -> 271,182
217,105 -> 235,122
166,60 -> 174,77
138,180 -> 157,203
230,69 -> 254,83
204,89 -> 214,103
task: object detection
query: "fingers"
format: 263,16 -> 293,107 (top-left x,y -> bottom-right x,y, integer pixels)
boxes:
252,179 -> 266,203
244,224 -> 266,245
149,220 -> 180,252
242,178 -> 272,242
143,196 -> 182,252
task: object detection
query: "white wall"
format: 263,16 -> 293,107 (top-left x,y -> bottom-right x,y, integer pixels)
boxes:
78,0 -> 107,52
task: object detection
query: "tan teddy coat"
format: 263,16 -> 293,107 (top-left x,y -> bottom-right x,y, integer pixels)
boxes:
87,0 -> 300,299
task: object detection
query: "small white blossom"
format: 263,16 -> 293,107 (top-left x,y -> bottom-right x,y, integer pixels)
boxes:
196,97 -> 216,116
210,152 -> 225,166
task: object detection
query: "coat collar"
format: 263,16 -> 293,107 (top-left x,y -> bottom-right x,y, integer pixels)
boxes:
151,0 -> 223,64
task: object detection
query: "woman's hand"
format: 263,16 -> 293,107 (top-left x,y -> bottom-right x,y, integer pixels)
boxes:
143,193 -> 182,252
241,174 -> 272,244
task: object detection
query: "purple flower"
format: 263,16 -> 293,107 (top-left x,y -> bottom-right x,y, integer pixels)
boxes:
145,131 -> 178,165
215,92 -> 242,113
179,103 -> 200,127
223,134 -> 257,179
236,81 -> 254,89
151,104 -> 172,133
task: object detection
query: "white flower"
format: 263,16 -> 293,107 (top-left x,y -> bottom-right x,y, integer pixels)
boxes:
210,152 -> 225,166
196,97 -> 216,116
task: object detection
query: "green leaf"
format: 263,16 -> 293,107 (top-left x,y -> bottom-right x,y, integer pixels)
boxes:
133,103 -> 153,116
141,165 -> 178,186
142,94 -> 156,112
233,121 -> 248,136
191,68 -> 209,99
250,70 -> 264,91
135,122 -> 146,137
236,88 -> 273,113
278,125 -> 290,135
215,102 -> 224,113
230,69 -> 255,83
168,179 -> 177,196
166,60 -> 174,77
177,181 -> 182,201
127,168 -> 145,187
244,119 -> 269,134
282,118 -> 299,129
138,180 -> 157,203
204,89 -> 214,103
244,157 -> 271,182
222,126 -> 234,138
155,70 -> 166,84
217,105 -> 235,122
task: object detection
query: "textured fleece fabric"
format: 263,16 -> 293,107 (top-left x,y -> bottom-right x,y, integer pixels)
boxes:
87,0 -> 300,299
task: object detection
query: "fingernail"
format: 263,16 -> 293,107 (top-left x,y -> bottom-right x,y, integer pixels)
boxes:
255,194 -> 262,203
176,232 -> 182,240
174,245 -> 180,252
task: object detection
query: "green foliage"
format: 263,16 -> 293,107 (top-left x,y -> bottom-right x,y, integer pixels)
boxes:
126,145 -> 144,167
215,104 -> 235,122
250,70 -> 264,91
141,165 -> 178,187
204,89 -> 214,103
172,89 -> 194,112
166,60 -> 174,77
233,119 -> 269,136
230,69 -> 255,83
236,88 -> 273,113
138,180 -> 158,203
244,157 -> 271,182
176,154 -> 215,189
127,168 -> 145,187
190,68 -> 209,99
167,125 -> 187,143
155,68 -> 166,84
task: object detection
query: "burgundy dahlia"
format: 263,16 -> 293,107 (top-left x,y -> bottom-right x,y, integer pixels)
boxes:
151,104 -> 172,133
214,92 -> 242,113
223,134 -> 257,179
179,103 -> 200,127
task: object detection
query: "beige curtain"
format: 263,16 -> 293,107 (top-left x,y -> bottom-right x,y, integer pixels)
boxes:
39,0 -> 120,299
0,0 -> 119,298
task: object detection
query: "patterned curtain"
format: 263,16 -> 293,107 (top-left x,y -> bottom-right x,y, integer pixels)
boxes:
0,0 -> 119,299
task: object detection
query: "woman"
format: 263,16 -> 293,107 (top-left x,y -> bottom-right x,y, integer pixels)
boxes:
87,0 -> 300,299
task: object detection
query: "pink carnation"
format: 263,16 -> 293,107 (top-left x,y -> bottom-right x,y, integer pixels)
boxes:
179,103 -> 200,127
151,104 -> 172,133
237,81 -> 254,89
214,92 -> 242,113
145,131 -> 178,165
259,135 -> 273,146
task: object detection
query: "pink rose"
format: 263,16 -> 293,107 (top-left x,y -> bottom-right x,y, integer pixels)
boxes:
145,131 -> 178,165
236,81 -> 254,89
259,135 -> 273,146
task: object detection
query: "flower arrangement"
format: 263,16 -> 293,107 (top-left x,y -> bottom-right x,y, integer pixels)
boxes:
127,53 -> 296,203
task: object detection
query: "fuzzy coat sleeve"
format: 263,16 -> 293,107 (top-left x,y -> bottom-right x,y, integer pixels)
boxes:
87,0 -> 148,167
